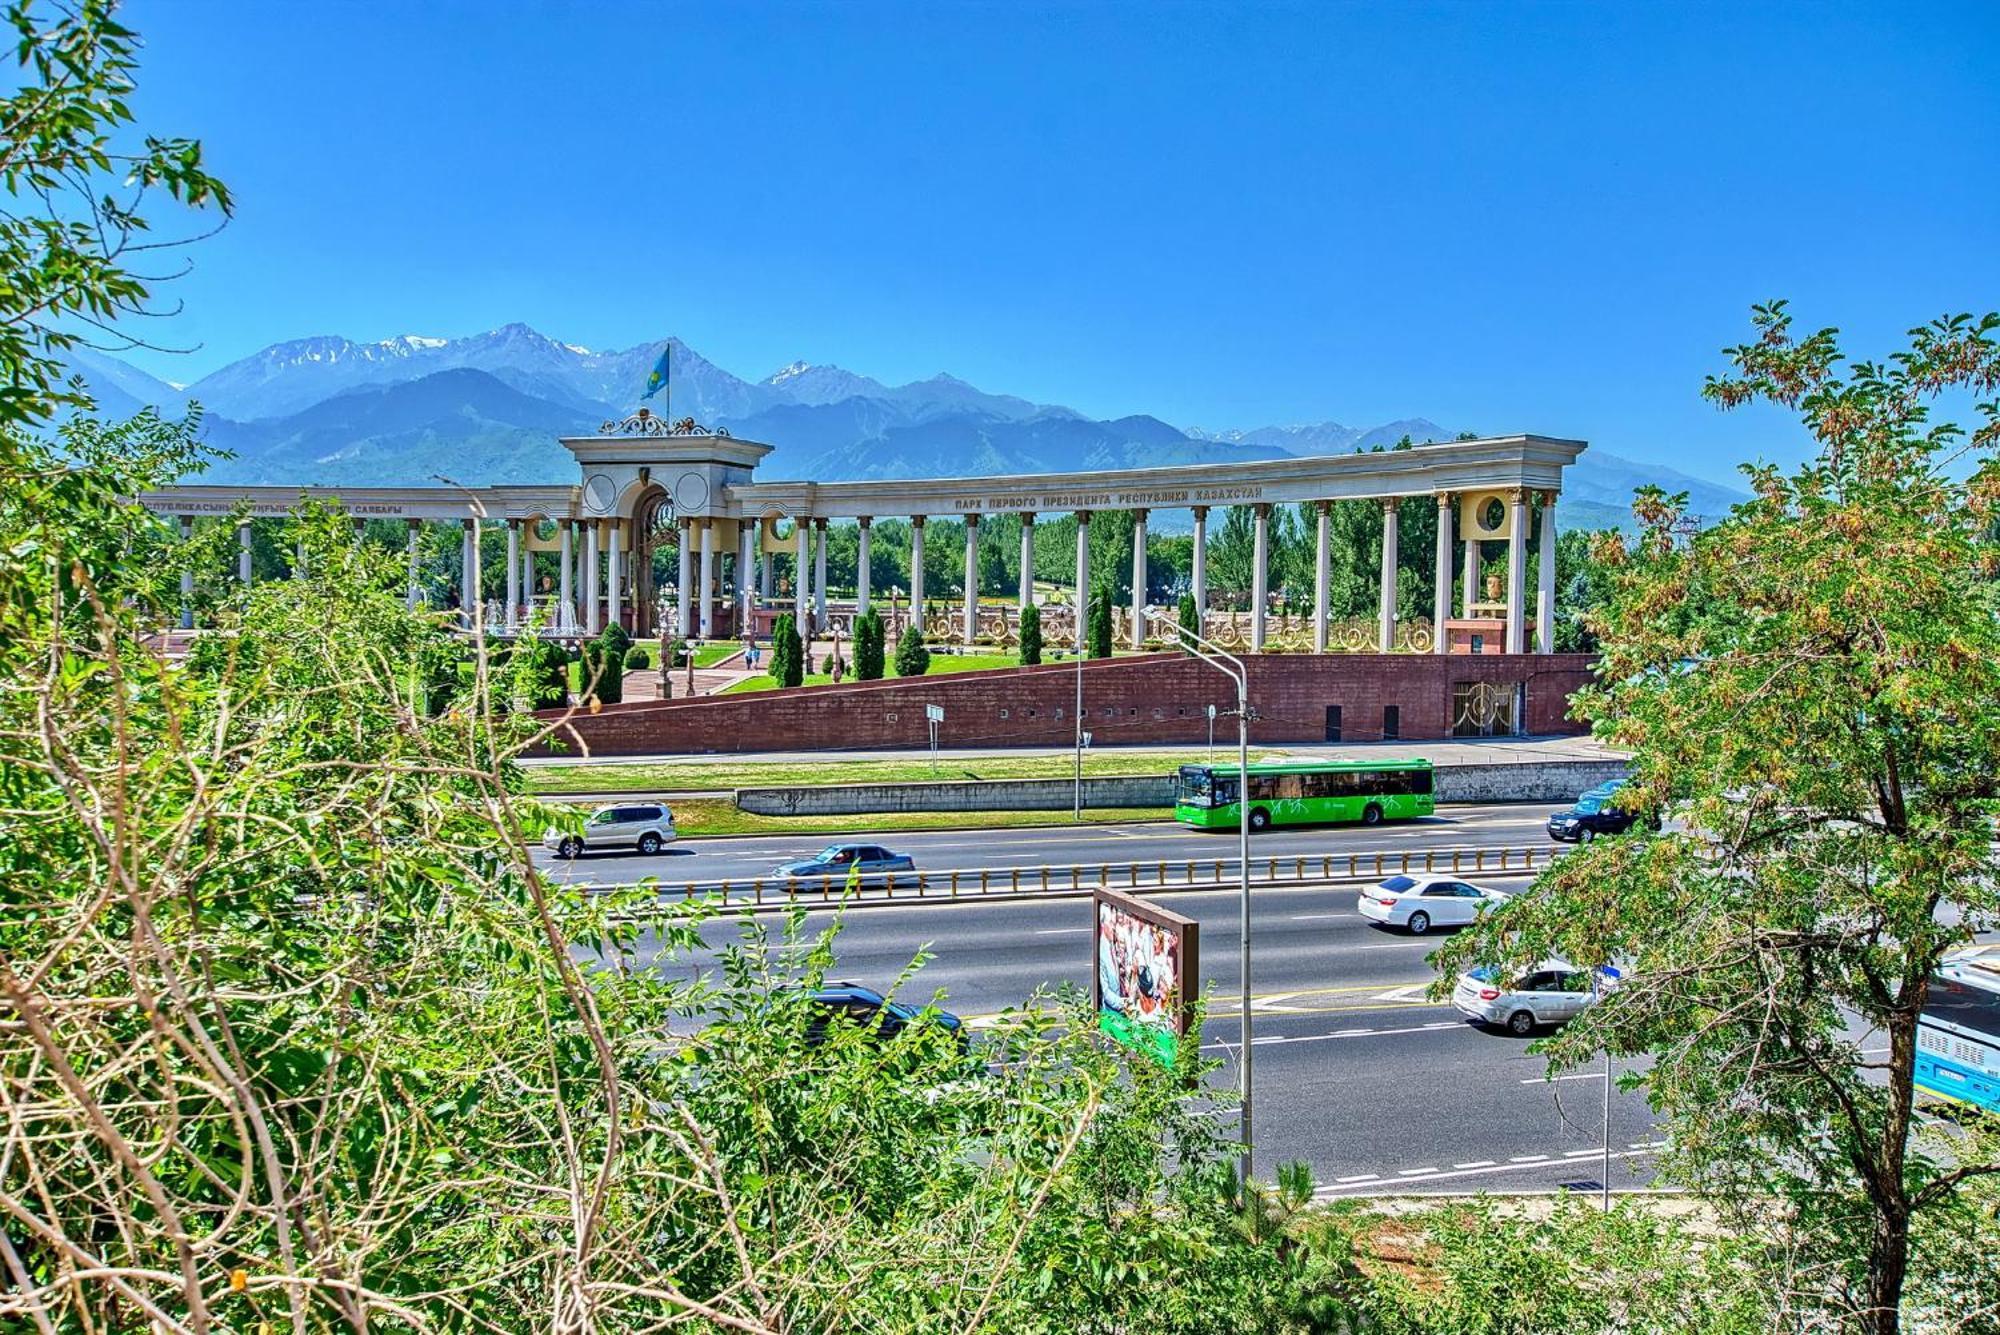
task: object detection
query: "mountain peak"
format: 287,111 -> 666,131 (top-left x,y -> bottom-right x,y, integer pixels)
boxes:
766,360 -> 816,386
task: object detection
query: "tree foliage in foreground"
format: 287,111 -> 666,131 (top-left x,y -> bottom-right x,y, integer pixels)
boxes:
1436,304 -> 2000,1335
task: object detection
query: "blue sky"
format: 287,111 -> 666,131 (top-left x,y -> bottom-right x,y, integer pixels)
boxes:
121,1 -> 1997,486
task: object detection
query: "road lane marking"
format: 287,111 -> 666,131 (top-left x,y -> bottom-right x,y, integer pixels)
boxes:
1521,1071 -> 1608,1084
1370,984 -> 1431,1003
1335,1173 -> 1380,1184
1205,1019 -> 1461,1050
1452,1160 -> 1497,1169
1288,912 -> 1355,920
1315,1146 -> 1666,1196
1033,928 -> 1089,935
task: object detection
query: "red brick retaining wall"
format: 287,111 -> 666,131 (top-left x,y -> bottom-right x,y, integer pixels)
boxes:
533,652 -> 1595,757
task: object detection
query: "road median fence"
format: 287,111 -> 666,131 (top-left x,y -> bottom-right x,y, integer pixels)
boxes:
583,842 -> 1574,915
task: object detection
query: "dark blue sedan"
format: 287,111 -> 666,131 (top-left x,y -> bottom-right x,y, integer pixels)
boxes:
772,842 -> 917,885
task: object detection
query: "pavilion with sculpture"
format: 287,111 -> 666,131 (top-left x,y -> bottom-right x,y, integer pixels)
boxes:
138,409 -> 1590,749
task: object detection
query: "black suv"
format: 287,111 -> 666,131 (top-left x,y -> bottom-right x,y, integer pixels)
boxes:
1546,794 -> 1643,843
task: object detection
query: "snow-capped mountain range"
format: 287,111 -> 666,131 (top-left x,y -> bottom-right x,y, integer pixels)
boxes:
57,324 -> 1746,530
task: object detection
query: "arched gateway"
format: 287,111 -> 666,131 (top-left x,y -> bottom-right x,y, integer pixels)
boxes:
139,409 -> 1586,660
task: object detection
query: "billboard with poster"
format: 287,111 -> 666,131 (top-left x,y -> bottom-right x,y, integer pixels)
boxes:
1092,887 -> 1199,1068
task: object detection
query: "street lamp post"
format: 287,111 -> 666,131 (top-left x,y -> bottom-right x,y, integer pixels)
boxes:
1073,633 -> 1085,820
1148,605 -> 1255,1187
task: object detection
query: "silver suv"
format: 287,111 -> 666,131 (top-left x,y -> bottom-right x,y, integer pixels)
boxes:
544,803 -> 676,859
1451,959 -> 1608,1036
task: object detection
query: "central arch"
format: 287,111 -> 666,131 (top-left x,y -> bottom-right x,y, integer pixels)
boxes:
630,484 -> 676,638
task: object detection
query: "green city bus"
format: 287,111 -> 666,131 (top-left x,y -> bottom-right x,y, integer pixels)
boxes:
1174,759 -> 1436,831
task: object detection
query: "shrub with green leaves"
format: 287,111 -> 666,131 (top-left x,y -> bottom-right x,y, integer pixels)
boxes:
1088,584 -> 1114,658
625,644 -> 650,670
771,612 -> 804,687
895,622 -> 931,677
1177,591 -> 1200,651
1018,602 -> 1042,665
854,606 -> 885,680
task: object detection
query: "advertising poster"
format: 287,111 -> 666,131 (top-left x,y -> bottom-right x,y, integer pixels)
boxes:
1091,887 -> 1199,1069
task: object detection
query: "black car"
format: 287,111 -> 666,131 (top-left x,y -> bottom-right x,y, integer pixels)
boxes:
780,982 -> 967,1049
1546,794 -> 1642,842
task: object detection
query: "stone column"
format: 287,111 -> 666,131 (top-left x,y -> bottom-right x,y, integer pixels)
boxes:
760,526 -> 774,599
1536,493 -> 1558,653
1462,532 -> 1479,619
677,519 -> 693,639
606,521 -> 623,633
813,518 -> 828,627
962,514 -> 980,647
178,517 -> 194,629
1129,509 -> 1149,649
857,517 -> 873,615
1073,511 -> 1091,652
505,519 -> 520,627
238,521 -> 253,585
521,540 -> 535,624
294,537 -> 307,579
794,520 -> 810,629
739,522 -> 756,629
1250,504 -> 1269,652
909,516 -> 927,622
1379,497 -> 1399,653
1505,490 -> 1528,654
406,520 -> 422,609
460,518 -> 479,629
557,520 -> 573,629
1433,494 -> 1452,655
583,521 -> 600,635
698,520 -> 715,639
1017,512 -> 1035,610
1312,501 -> 1330,653
1190,505 -> 1209,621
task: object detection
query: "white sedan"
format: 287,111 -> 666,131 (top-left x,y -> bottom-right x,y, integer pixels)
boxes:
1357,874 -> 1510,935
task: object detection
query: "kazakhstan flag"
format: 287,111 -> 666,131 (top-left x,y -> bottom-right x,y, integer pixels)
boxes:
642,344 -> 670,400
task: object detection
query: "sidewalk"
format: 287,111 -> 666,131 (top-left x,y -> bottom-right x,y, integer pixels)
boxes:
521,733 -> 1625,768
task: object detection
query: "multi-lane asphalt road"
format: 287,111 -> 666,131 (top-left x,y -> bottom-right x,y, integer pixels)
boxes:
529,801 -> 1561,888
555,805 -> 1666,1196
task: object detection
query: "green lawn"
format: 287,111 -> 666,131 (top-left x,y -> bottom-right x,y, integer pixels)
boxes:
689,641 -> 740,668
610,797 -> 1173,838
721,652 -> 1026,694
526,749 -> 1282,795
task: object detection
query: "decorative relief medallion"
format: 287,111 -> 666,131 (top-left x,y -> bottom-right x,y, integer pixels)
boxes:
674,472 -> 709,511
584,473 -> 617,514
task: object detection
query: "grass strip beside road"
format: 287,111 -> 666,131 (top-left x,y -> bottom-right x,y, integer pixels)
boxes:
526,749 -> 1282,795
637,797 -> 1172,837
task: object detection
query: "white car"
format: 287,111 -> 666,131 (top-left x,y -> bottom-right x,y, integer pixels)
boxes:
1452,960 -> 1607,1035
1356,874 -> 1509,935
543,802 -> 676,859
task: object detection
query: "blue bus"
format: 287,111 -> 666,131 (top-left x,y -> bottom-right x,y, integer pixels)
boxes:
1916,944 -> 2000,1115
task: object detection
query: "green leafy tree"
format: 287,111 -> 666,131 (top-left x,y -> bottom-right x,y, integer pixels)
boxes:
1087,583 -> 1114,658
1435,304 -> 2000,1335
853,606 -> 886,680
0,1 -> 232,436
1177,591 -> 1201,651
772,612 -> 804,687
894,621 -> 931,677
1017,601 -> 1042,665
1552,526 -> 1615,653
